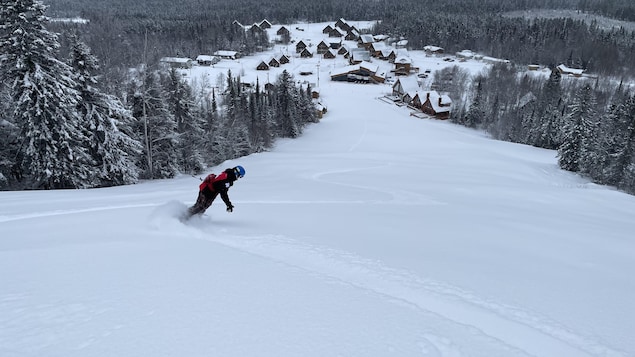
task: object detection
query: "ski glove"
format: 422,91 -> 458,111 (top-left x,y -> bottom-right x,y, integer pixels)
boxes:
226,204 -> 234,213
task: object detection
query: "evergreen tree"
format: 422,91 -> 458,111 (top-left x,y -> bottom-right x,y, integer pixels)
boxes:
0,0 -> 93,189
128,69 -> 179,179
602,94 -> 635,189
558,84 -> 597,173
530,69 -> 564,149
68,34 -> 142,186
463,78 -> 486,128
274,70 -> 300,138
164,68 -> 206,174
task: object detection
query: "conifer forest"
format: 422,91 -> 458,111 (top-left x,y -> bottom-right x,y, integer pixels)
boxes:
1,0 -> 635,193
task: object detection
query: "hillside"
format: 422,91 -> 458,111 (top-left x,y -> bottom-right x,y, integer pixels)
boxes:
2,20 -> 635,357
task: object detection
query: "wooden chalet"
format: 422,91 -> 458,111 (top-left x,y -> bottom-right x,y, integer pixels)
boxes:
279,54 -> 290,64
358,34 -> 375,50
394,55 -> 413,75
424,45 -> 444,55
195,55 -> 220,66
248,23 -> 264,34
330,61 -> 385,84
295,40 -> 307,53
337,46 -> 349,55
232,20 -> 244,30
391,76 -> 420,101
276,26 -> 290,36
159,57 -> 192,69
322,24 -> 334,34
345,30 -> 359,41
349,48 -> 370,64
329,40 -> 342,49
300,48 -> 314,58
214,50 -> 239,60
268,57 -> 281,67
335,18 -> 350,32
369,42 -> 388,57
256,60 -> 270,71
316,40 -> 330,55
557,64 -> 585,77
328,28 -> 343,38
323,49 -> 336,59
415,91 -> 452,119
259,19 -> 272,29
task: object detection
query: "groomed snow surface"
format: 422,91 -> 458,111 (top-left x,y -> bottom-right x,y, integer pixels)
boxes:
2,22 -> 635,357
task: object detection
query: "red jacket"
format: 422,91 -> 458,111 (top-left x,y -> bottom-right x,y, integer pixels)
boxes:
198,169 -> 237,206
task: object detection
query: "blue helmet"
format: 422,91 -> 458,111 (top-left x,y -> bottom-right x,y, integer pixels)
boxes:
233,165 -> 245,178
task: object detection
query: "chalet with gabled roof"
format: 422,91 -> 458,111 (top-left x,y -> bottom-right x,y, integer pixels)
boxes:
256,60 -> 269,70
300,48 -> 314,58
316,40 -> 330,54
349,48 -> 370,64
295,40 -> 307,53
392,76 -> 420,101
159,57 -> 192,69
323,24 -> 334,34
394,55 -> 413,75
259,19 -> 272,29
345,30 -> 359,41
369,42 -> 388,57
358,34 -> 375,50
279,53 -> 290,64
557,64 -> 585,77
338,46 -> 349,55
214,50 -> 239,59
335,18 -> 350,32
330,61 -> 385,83
196,55 -> 220,66
323,49 -> 336,59
415,91 -> 452,119
268,57 -> 280,67
424,45 -> 444,55
232,20 -> 244,30
277,26 -> 290,36
329,28 -> 343,38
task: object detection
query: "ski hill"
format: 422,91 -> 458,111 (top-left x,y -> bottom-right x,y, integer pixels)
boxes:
2,21 -> 635,357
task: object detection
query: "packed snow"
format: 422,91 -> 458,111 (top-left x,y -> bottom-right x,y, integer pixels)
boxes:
1,21 -> 634,357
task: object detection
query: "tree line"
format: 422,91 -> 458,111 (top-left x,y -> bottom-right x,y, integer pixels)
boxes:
0,0 -> 316,189
436,63 -> 635,193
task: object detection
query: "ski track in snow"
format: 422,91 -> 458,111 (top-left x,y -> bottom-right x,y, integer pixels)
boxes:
162,219 -> 624,357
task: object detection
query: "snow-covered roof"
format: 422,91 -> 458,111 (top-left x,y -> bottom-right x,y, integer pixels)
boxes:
196,55 -> 217,61
214,50 -> 238,57
424,45 -> 444,52
395,76 -> 420,94
160,57 -> 191,63
359,34 -> 374,44
420,91 -> 451,113
557,64 -> 584,75
395,56 -> 412,64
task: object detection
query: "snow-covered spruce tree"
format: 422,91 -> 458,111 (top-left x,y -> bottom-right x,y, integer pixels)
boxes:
0,0 -> 94,189
558,84 -> 597,173
462,78 -> 486,129
67,34 -> 142,187
601,94 -> 635,190
0,85 -> 18,187
164,68 -> 205,174
274,70 -> 300,138
529,69 -> 565,150
127,69 -> 179,179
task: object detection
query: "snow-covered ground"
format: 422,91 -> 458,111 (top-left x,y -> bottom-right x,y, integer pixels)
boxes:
2,21 -> 635,357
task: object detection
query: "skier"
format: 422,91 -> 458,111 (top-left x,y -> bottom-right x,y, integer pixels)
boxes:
185,165 -> 245,219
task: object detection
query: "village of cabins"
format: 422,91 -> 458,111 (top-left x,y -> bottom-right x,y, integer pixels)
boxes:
160,18 -> 588,120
